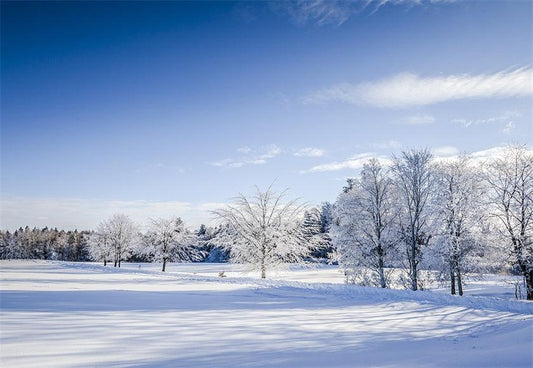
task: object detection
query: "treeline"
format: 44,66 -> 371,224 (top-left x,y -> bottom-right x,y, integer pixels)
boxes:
0,214 -> 334,266
0,224 -> 223,263
0,227 -> 91,261
85,205 -> 332,271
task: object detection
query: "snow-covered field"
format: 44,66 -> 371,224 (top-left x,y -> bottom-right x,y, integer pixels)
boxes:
1,261 -> 532,367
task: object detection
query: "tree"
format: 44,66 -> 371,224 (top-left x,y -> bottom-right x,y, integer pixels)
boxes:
97,214 -> 139,267
52,230 -> 69,261
392,149 -> 434,291
0,231 -> 12,259
484,146 -> 533,299
213,186 -> 310,278
201,225 -> 230,263
433,156 -> 485,295
0,227 -> 90,261
88,221 -> 113,266
142,216 -> 198,271
301,208 -> 332,260
332,159 -> 397,288
319,202 -> 334,234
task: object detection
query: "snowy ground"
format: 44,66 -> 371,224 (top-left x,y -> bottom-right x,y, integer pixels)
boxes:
1,261 -> 532,367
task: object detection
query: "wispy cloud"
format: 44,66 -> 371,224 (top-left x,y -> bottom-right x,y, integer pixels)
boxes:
432,145 -> 460,157
0,197 -> 225,231
271,0 -> 354,26
451,111 -> 521,136
303,67 -> 533,108
271,0 -> 452,26
304,144 -> 531,173
368,140 -> 403,150
432,145 -> 532,164
301,152 -> 391,173
469,145 -> 519,162
293,147 -> 325,157
135,162 -> 187,175
261,144 -> 282,159
209,144 -> 282,168
501,121 -> 515,135
399,114 -> 435,125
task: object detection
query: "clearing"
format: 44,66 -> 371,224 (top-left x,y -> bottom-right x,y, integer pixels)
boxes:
1,261 -> 532,367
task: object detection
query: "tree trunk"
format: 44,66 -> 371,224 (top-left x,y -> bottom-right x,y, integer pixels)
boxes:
377,245 -> 386,288
410,242 -> 417,291
450,269 -> 456,295
457,268 -> 463,296
260,241 -> 266,279
118,259 -> 121,267
517,260 -> 532,300
104,259 -> 107,267
526,268 -> 533,300
114,259 -> 117,267
378,267 -> 386,288
162,258 -> 167,272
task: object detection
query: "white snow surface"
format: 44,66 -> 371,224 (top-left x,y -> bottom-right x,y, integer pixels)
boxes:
1,261 -> 532,367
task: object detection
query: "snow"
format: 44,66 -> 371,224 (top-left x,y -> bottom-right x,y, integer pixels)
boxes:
1,261 -> 532,367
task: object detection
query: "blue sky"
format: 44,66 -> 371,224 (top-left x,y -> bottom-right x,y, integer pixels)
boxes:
1,0 -> 532,230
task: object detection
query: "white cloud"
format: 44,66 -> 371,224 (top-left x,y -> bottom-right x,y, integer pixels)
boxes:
302,152 -> 391,173
433,145 -> 532,164
501,121 -> 515,135
293,147 -> 325,157
303,67 -> 533,108
400,115 -> 435,125
260,144 -> 282,159
272,0 -> 452,26
0,197 -> 224,231
273,0 -> 354,26
209,144 -> 282,168
432,146 -> 460,157
210,158 -> 233,167
368,140 -> 403,150
452,111 -> 521,127
304,145 -> 532,173
249,159 -> 267,165
469,146 -> 512,161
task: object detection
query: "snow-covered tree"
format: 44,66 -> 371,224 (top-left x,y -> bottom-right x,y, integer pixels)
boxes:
0,227 -> 91,261
484,146 -> 533,299
432,156 -> 485,295
0,231 -> 14,259
302,208 -> 322,240
142,217 -> 199,271
319,202 -> 334,233
93,214 -> 138,267
200,225 -> 230,263
88,222 -> 112,266
392,149 -> 434,291
213,186 -> 310,278
332,159 -> 397,287
301,208 -> 331,260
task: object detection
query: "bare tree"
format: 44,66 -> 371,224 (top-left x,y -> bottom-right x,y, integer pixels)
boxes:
433,155 -> 485,295
213,186 -> 310,279
100,214 -> 139,267
88,221 -> 112,266
332,159 -> 397,288
142,217 -> 199,271
484,146 -> 533,299
392,149 -> 434,291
